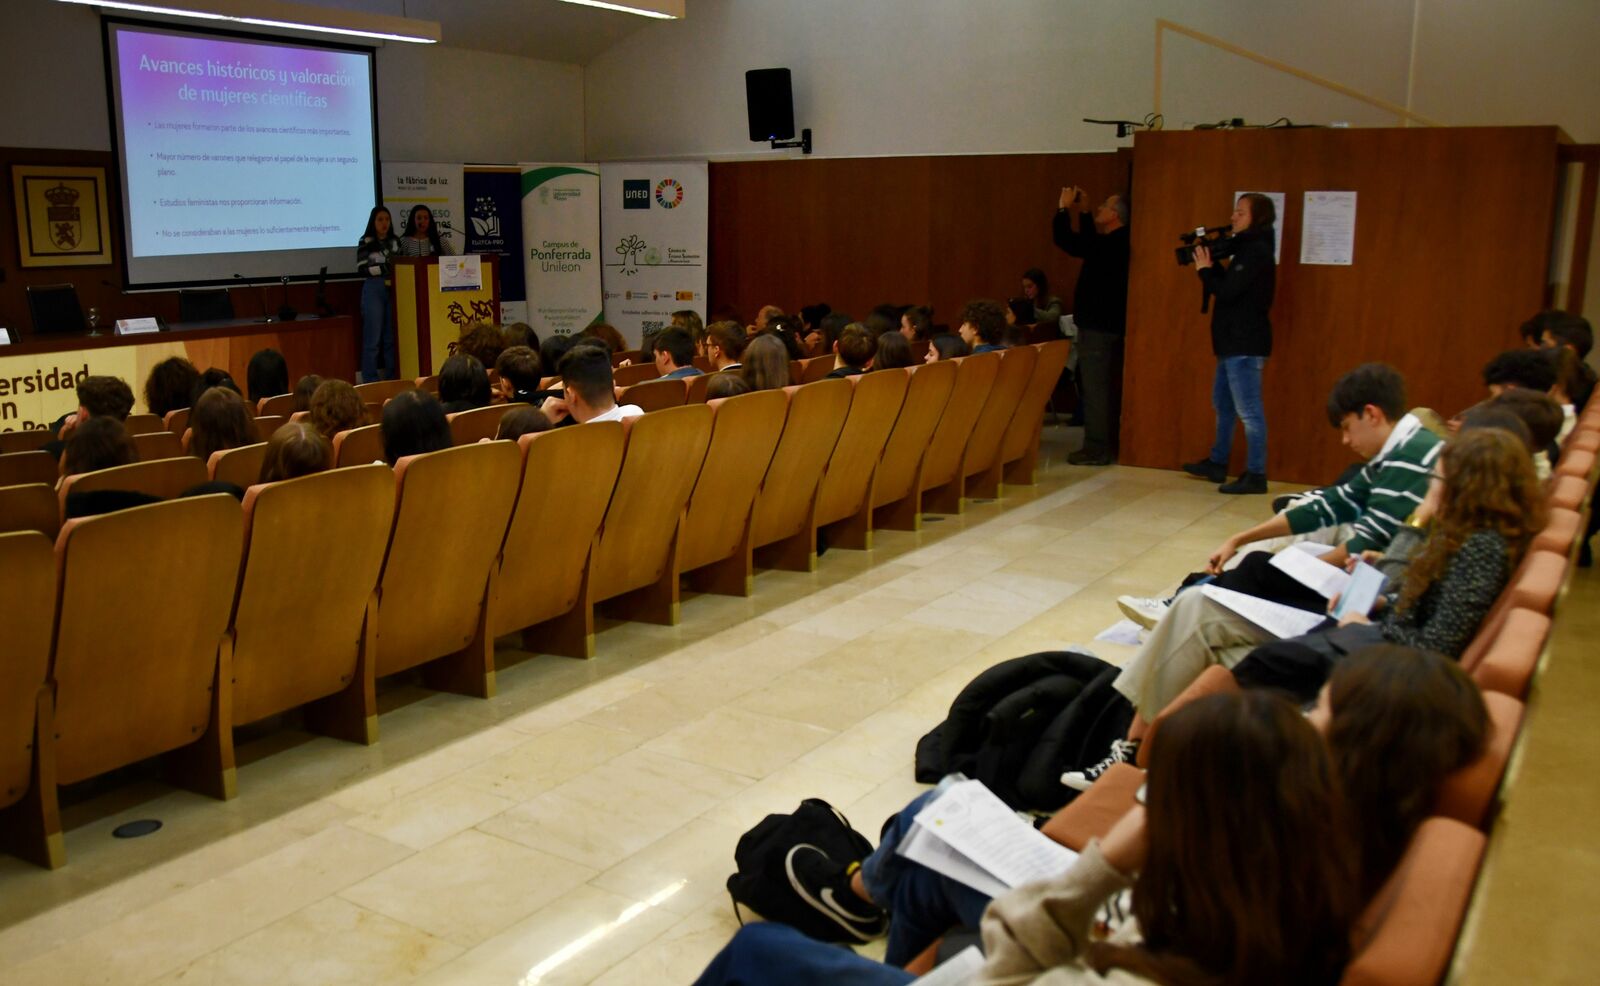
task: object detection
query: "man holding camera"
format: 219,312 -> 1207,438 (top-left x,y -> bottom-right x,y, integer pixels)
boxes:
1054,185 -> 1131,465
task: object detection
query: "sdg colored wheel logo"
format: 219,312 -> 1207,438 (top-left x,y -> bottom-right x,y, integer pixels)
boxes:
654,179 -> 684,209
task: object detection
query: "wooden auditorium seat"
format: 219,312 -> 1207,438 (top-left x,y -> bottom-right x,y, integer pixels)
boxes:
1471,608 -> 1550,699
587,405 -> 713,625
448,404 -> 522,445
496,423 -> 626,658
209,443 -> 268,488
374,442 -> 521,696
163,408 -> 190,436
256,394 -> 297,417
949,343 -> 1037,502
353,379 -> 416,404
613,362 -> 660,387
679,391 -> 788,596
58,456 -> 208,514
122,413 -> 165,437
1566,429 -> 1600,453
1434,690 -> 1523,829
1546,473 -> 1587,512
253,415 -> 286,441
333,424 -> 386,467
1040,761 -> 1144,852
289,410 -> 310,423
414,375 -> 440,394
231,466 -> 396,743
364,401 -> 383,423
1555,447 -> 1593,480
749,379 -> 852,572
684,370 -> 716,403
1531,507 -> 1580,557
918,353 -> 1001,515
617,377 -> 688,413
613,349 -> 642,367
0,429 -> 52,454
1000,340 -> 1072,486
813,369 -> 910,550
132,430 -> 183,461
0,531 -> 63,868
50,495 -> 244,817
0,451 -> 58,488
798,355 -> 835,384
871,361 -> 958,532
0,484 -> 59,539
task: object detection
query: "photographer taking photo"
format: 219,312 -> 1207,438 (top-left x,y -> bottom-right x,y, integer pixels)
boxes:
1184,192 -> 1278,494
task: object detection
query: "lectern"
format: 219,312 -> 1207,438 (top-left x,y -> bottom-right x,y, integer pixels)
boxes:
391,255 -> 501,379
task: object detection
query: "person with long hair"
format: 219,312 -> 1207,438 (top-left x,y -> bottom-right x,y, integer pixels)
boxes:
399,203 -> 446,256
308,380 -> 367,440
873,330 -> 914,370
380,390 -> 453,464
438,353 -> 493,413
356,205 -> 402,381
741,334 -> 791,391
245,348 -> 289,405
924,333 -> 970,363
188,387 -> 256,462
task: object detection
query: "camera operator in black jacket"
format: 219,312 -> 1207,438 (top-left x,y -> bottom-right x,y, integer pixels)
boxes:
1182,193 -> 1277,494
1054,185 -> 1131,465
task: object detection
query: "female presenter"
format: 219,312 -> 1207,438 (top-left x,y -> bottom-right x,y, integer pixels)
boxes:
1184,192 -> 1278,495
356,206 -> 402,382
399,204 -> 448,257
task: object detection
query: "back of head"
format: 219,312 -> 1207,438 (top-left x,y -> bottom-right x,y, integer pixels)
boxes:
62,416 -> 138,477
540,333 -> 576,377
903,305 -> 933,340
245,348 -> 289,403
1548,345 -> 1595,405
503,320 -> 539,351
1482,348 -> 1557,392
705,372 -> 752,400
1095,691 -> 1356,985
1007,297 -> 1036,325
456,322 -> 509,369
1547,312 -> 1594,357
557,344 -> 616,406
1325,362 -> 1406,427
439,353 -> 491,409
836,323 -> 876,368
380,389 -> 452,465
742,334 -> 791,391
864,306 -> 899,339
1518,309 -> 1568,346
144,356 -> 201,418
960,299 -> 1007,344
766,315 -> 806,358
818,312 -> 852,351
190,386 -> 255,461
580,322 -> 626,354
930,333 -> 969,361
1486,387 -> 1564,448
706,320 -> 748,361
1456,403 -> 1532,450
292,374 -> 323,413
76,375 -> 135,421
873,331 -> 913,370
309,379 -> 367,438
259,422 -> 331,483
494,346 -> 542,394
670,310 -> 704,338
798,302 -> 831,331
1325,645 -> 1489,897
196,368 -> 241,401
655,327 -> 695,369
496,405 -> 552,441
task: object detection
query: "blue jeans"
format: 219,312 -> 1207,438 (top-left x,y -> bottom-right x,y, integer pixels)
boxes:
859,789 -> 994,967
361,276 -> 394,381
1209,356 -> 1268,474
692,923 -> 914,986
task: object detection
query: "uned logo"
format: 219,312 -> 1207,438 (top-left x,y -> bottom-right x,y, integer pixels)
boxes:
622,179 -> 650,209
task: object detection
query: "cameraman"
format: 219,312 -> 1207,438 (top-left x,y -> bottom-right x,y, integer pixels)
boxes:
1054,185 -> 1130,465
1183,192 -> 1277,494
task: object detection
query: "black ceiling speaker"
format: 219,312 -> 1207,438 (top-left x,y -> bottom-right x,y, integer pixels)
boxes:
746,68 -> 795,142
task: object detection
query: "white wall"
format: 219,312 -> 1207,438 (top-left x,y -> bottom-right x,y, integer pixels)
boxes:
582,0 -> 1599,161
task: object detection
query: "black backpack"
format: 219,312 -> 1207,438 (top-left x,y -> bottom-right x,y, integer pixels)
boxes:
725,798 -> 875,942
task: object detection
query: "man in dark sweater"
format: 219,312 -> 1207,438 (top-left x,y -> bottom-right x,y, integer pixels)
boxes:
1053,187 -> 1130,465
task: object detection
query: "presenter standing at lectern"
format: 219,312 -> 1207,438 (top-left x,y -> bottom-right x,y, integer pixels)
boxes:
399,204 -> 449,257
357,205 -> 402,382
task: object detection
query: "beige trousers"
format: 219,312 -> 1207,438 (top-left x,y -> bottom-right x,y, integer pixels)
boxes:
1112,588 -> 1272,718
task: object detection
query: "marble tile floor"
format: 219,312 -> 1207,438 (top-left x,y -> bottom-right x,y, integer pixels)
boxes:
0,431 -> 1314,986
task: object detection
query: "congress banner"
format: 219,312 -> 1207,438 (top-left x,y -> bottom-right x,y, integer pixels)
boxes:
520,163 -> 602,339
463,166 -> 527,324
380,161 -> 464,255
599,161 -> 708,347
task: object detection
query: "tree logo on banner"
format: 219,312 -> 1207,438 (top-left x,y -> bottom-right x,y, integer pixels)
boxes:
615,234 -> 646,275
654,178 -> 684,209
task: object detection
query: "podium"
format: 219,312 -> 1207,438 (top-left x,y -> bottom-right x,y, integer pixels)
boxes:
391,255 -> 501,379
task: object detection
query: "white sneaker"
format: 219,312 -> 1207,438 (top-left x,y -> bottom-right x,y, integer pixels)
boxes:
1060,738 -> 1141,792
1117,595 -> 1168,630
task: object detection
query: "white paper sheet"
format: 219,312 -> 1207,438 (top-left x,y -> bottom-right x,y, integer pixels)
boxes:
914,945 -> 985,985
1269,546 -> 1350,600
1094,620 -> 1145,645
909,780 -> 1078,891
1201,585 -> 1326,639
1291,541 -> 1336,558
897,823 -> 1011,899
439,253 -> 483,292
1300,191 -> 1357,265
1332,560 -> 1386,619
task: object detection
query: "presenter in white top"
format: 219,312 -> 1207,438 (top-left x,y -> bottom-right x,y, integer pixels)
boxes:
399,204 -> 450,257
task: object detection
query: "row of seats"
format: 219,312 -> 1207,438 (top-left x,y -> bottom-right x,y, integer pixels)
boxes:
0,341 -> 1070,869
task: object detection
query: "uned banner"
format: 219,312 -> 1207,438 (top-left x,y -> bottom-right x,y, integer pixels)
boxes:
599,161 -> 708,348
520,163 -> 602,338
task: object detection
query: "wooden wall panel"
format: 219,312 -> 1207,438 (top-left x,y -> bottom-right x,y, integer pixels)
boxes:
1120,127 -> 1561,484
709,152 -> 1130,330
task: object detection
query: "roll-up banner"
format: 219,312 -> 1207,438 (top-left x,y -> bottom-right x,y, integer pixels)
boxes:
520,163 -> 603,338
380,161 -> 464,255
463,165 -> 527,324
599,161 -> 708,348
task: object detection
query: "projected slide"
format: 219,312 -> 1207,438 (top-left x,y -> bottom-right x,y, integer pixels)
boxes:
112,26 -> 374,260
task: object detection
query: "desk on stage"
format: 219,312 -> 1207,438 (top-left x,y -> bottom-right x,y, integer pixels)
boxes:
0,314 -> 355,431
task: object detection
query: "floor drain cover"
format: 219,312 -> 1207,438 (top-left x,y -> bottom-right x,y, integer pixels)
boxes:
113,820 -> 162,839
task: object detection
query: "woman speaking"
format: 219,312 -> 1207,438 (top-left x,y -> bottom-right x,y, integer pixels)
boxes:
1184,192 -> 1277,495
356,205 -> 401,382
399,204 -> 449,257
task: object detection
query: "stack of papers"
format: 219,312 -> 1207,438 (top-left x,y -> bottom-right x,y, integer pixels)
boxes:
896,780 -> 1078,899
1268,542 -> 1350,599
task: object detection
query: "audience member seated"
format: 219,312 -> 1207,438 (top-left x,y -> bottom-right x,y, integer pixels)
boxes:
456,322 -> 513,369
538,332 -> 577,392
1005,296 -> 1036,329
752,304 -> 783,334
864,304 -> 902,340
1021,266 -> 1064,330
900,305 -> 933,343
309,379 -> 367,439
196,367 -> 242,399
705,373 -> 752,400
810,311 -> 852,357
189,386 -> 256,462
742,335 -> 792,391
1535,312 -> 1596,407
825,323 -> 876,378
493,345 -> 545,404
246,348 -> 290,404
495,405 -> 552,441
380,389 -> 453,464
43,375 -> 135,460
799,303 -> 831,343
653,327 -> 702,380
705,320 -> 749,371
924,333 -> 970,363
540,345 -> 643,425
291,374 -> 322,413
1548,347 -> 1590,442
258,422 -> 331,483
60,416 -> 138,481
765,315 -> 807,358
580,322 -> 627,355
958,299 -> 1007,353
1481,347 -> 1557,398
672,310 -> 706,359
504,320 -> 539,351
144,356 -> 201,418
1485,388 -> 1565,478
438,353 -> 493,414
873,331 -> 914,370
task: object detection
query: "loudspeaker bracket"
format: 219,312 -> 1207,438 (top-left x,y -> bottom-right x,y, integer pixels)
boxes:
770,128 -> 812,155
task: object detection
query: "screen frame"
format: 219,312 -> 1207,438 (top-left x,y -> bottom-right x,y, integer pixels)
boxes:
100,15 -> 382,291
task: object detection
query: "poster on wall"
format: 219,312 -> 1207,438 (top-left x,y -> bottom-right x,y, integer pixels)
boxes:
12,164 -> 114,268
599,161 -> 708,347
520,163 -> 602,339
381,161 -> 464,255
463,166 -> 527,324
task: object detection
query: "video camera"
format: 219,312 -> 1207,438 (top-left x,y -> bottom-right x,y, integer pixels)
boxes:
1175,225 -> 1234,266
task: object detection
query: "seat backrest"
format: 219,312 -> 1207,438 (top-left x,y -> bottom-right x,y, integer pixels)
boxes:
799,355 -> 836,384
1433,690 -> 1523,829
910,340 -> 931,362
0,451 -> 58,488
1555,447 -> 1593,479
59,457 -> 209,514
132,430 -> 184,461
873,362 -> 958,509
123,414 -> 165,437
679,391 -> 789,574
1531,507 -> 1580,556
163,408 -> 191,436
613,362 -> 661,387
1546,473 -> 1587,512
256,394 -> 296,417
1508,550 -> 1566,615
414,375 -> 440,395
919,354 -> 1001,491
333,424 -> 386,468
0,531 -> 55,808
232,465 -> 395,726
1136,664 -> 1240,769
750,379 -> 853,548
208,443 -> 268,488
1470,607 -> 1550,699
684,371 -> 715,403
1342,817 -> 1486,986
613,349 -> 642,367
253,415 -> 285,441
353,379 -> 416,404
618,377 -> 688,414
0,430 -> 52,454
493,422 -> 626,636
448,404 -> 522,446
814,369 -> 910,528
0,483 -> 59,538
589,404 -> 714,602
999,340 -> 1073,465
961,344 -> 1038,479
375,442 -> 521,678
51,495 -> 243,786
